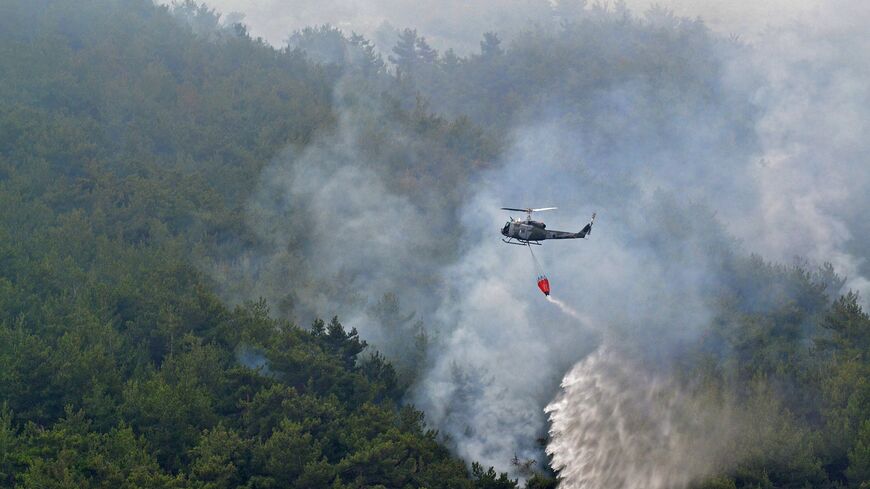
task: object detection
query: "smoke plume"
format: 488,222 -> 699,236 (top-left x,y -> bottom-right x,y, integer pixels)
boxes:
202,0 -> 870,480
731,0 -> 870,303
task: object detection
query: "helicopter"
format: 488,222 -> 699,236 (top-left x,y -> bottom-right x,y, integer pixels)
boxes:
500,207 -> 595,245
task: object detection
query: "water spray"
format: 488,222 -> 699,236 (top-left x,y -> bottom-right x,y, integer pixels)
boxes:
545,295 -> 589,324
546,347 -> 732,489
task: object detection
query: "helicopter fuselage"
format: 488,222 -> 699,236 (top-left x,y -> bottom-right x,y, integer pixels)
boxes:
501,219 -> 590,244
499,208 -> 595,245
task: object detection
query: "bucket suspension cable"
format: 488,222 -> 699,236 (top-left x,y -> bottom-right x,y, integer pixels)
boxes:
527,243 -> 543,275
527,243 -> 550,296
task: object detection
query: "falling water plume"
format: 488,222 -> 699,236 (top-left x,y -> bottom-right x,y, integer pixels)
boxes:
545,295 -> 589,325
546,347 -> 735,489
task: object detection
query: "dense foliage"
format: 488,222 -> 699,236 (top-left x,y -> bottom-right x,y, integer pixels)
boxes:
0,0 -> 868,488
0,0 -> 512,487
692,260 -> 870,489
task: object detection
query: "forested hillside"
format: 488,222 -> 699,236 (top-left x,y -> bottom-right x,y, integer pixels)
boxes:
0,1 -> 515,487
1,0 -> 868,488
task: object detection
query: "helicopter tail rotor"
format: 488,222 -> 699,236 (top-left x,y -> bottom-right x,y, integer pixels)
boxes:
576,212 -> 596,238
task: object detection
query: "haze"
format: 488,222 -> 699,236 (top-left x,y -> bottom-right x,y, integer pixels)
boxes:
178,0 -> 825,48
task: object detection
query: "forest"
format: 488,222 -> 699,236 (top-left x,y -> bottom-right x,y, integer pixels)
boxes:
0,0 -> 868,488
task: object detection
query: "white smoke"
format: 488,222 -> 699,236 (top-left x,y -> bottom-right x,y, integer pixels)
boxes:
730,0 -> 870,306
541,3 -> 870,478
202,0 -> 870,480
408,116 -> 727,470
168,0 -> 829,51
164,0 -> 559,52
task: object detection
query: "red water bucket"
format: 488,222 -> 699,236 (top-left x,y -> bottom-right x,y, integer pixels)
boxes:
537,276 -> 550,296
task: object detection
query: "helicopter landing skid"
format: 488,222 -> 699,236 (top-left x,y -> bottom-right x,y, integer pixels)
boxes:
502,238 -> 541,246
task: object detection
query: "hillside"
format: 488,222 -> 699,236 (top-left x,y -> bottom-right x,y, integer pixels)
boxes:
1,1 -> 869,488
0,1 -> 514,487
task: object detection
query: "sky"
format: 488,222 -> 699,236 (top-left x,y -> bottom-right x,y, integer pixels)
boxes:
165,0 -> 825,49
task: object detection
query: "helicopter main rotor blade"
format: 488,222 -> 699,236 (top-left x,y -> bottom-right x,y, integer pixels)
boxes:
500,207 -> 558,213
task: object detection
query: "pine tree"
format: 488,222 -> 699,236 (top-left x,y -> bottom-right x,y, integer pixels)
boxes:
389,28 -> 418,79
480,32 -> 503,58
416,35 -> 438,64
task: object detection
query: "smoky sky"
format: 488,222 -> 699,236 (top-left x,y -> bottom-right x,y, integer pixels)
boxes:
162,0 -> 827,50
198,0 -> 870,477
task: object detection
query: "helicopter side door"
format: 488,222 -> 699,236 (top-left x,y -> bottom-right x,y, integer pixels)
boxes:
518,223 -> 533,240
